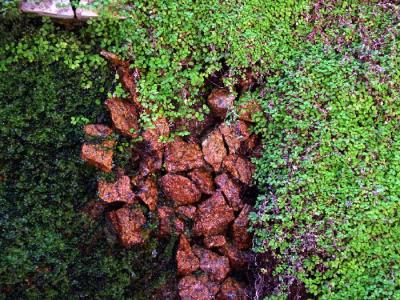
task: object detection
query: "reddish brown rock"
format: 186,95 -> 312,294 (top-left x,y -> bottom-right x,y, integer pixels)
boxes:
193,192 -> 235,236
105,98 -> 139,138
232,205 -> 252,250
204,235 -> 227,249
81,142 -> 113,173
84,124 -> 113,138
178,275 -> 216,300
175,112 -> 216,139
193,246 -> 231,282
142,118 -> 170,151
241,134 -> 261,157
136,149 -> 163,179
214,173 -> 243,211
207,88 -> 235,119
217,278 -> 248,300
238,99 -> 262,123
174,218 -> 186,235
158,206 -> 175,237
202,130 -> 227,172
188,169 -> 215,195
177,235 -> 200,276
108,206 -> 145,247
176,206 -> 197,219
118,66 -> 141,106
137,177 -> 158,211
98,176 -> 136,204
219,242 -> 252,270
160,174 -> 201,205
219,121 -> 251,155
223,155 -> 255,185
164,139 -> 205,173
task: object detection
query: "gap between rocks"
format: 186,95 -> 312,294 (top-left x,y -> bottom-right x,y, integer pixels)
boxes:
81,51 -> 263,299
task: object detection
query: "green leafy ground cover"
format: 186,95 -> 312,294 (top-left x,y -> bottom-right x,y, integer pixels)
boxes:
1,0 -> 400,299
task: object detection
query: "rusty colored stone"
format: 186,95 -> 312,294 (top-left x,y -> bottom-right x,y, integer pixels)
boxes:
108,206 -> 145,247
105,98 -> 139,138
223,154 -> 255,185
84,124 -> 113,138
193,246 -> 231,282
160,174 -> 201,205
177,235 -> 200,276
214,173 -> 243,212
175,112 -> 216,139
204,235 -> 227,249
207,88 -> 235,119
241,134 -> 261,157
193,192 -> 235,236
188,169 -> 215,195
178,275 -> 215,300
81,142 -> 113,173
217,278 -> 248,300
137,149 -> 163,179
238,99 -> 262,123
174,218 -> 186,235
142,118 -> 170,151
219,121 -> 251,155
137,177 -> 158,211
164,139 -> 205,173
176,205 -> 197,219
202,129 -> 227,172
98,175 -> 136,204
219,242 -> 252,270
232,204 -> 252,250
157,206 -> 175,237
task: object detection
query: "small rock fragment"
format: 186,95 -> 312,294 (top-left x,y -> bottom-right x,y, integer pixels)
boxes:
98,176 -> 136,204
188,169 -> 215,195
215,173 -> 243,211
217,277 -> 248,300
223,154 -> 255,185
105,98 -> 139,138
164,139 -> 205,173
137,177 -> 158,211
160,174 -> 201,205
157,206 -> 175,237
142,118 -> 170,151
202,130 -> 227,172
204,235 -> 227,249
232,204 -> 252,250
207,88 -> 235,119
84,124 -> 113,138
193,192 -> 235,236
177,235 -> 200,276
108,206 -> 145,247
219,242 -> 252,270
193,246 -> 231,282
238,99 -> 262,123
178,275 -> 214,300
219,121 -> 251,155
20,0 -> 75,19
81,142 -> 114,173
176,206 -> 197,219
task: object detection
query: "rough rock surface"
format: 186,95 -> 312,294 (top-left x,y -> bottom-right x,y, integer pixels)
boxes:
84,124 -> 113,138
219,121 -> 251,155
176,235 -> 200,276
178,275 -> 216,300
164,139 -> 205,173
175,113 -> 216,139
81,142 -> 113,173
202,129 -> 227,172
157,206 -> 175,237
108,206 -> 145,247
223,154 -> 255,185
176,206 -> 197,219
105,98 -> 139,138
215,173 -> 243,211
204,235 -> 227,249
238,99 -> 262,123
98,176 -> 136,204
160,174 -> 201,205
142,118 -> 170,151
232,205 -> 252,250
193,192 -> 235,236
20,0 -> 75,19
136,150 -> 163,180
217,278 -> 248,300
188,169 -> 215,195
137,177 -> 158,211
207,88 -> 235,119
193,246 -> 231,282
219,242 -> 251,270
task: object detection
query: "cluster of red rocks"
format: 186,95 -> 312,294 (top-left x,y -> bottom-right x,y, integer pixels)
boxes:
81,52 -> 262,299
